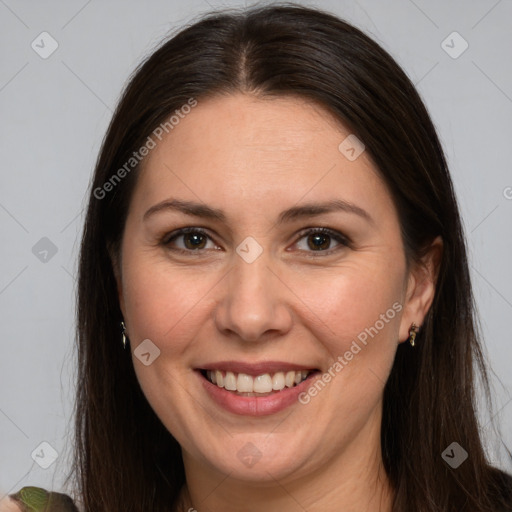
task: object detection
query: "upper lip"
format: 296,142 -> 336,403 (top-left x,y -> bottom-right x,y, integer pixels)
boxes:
197,360 -> 318,376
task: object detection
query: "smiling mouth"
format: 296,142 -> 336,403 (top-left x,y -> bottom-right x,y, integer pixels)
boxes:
199,369 -> 319,397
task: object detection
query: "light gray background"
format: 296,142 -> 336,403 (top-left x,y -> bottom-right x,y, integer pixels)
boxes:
1,0 -> 511,499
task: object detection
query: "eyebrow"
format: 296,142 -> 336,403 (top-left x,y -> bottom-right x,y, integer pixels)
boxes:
143,198 -> 374,225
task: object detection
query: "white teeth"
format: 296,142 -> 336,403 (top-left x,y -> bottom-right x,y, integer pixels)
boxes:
205,369 -> 311,393
253,374 -> 273,393
224,371 -> 237,391
237,373 -> 254,392
272,372 -> 285,390
285,371 -> 295,388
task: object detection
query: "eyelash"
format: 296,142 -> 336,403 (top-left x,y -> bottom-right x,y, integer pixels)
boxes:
161,226 -> 350,256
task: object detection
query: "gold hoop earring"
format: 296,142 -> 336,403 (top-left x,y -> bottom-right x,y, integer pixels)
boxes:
408,322 -> 418,347
121,321 -> 129,350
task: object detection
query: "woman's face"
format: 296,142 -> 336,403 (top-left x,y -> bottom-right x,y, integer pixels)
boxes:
117,93 -> 433,488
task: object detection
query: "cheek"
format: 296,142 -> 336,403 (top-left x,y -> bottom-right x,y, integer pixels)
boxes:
292,258 -> 404,352
285,260 -> 405,418
291,263 -> 403,430
121,250 -> 219,428
120,248 -> 219,352
122,248 -> 404,359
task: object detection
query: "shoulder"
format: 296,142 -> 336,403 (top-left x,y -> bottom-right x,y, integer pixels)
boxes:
3,487 -> 79,512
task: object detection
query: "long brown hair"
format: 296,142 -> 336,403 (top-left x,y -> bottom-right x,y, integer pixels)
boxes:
70,4 -> 511,511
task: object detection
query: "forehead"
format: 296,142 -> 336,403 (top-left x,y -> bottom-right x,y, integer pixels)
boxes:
148,93 -> 350,162
131,93 -> 394,223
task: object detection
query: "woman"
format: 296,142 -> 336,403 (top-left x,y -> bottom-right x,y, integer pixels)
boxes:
5,3 -> 511,511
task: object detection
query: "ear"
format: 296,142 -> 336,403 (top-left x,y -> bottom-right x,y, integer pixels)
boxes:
398,236 -> 443,343
108,242 -> 126,317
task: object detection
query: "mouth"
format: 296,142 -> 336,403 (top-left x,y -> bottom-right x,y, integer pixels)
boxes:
195,360 -> 322,415
199,368 -> 319,397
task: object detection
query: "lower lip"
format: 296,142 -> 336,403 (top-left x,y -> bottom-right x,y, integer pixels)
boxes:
197,371 -> 319,416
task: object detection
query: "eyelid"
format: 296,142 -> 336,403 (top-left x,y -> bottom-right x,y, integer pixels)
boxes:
162,226 -> 351,255
294,226 -> 351,244
161,226 -> 219,254
290,226 -> 351,255
162,226 -> 212,244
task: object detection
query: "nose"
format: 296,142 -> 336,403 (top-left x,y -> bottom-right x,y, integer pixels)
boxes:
214,251 -> 293,343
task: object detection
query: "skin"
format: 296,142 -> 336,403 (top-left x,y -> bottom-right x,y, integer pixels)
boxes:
0,497 -> 22,512
115,93 -> 442,512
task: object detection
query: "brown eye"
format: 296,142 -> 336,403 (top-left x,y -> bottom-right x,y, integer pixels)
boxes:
307,233 -> 331,251
164,228 -> 218,252
183,232 -> 207,250
294,228 -> 349,254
